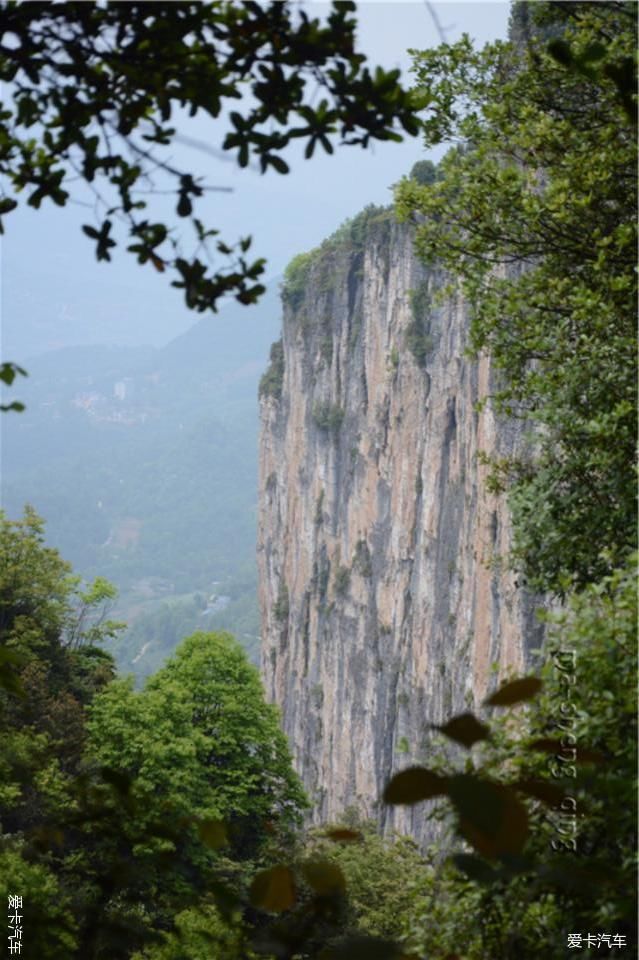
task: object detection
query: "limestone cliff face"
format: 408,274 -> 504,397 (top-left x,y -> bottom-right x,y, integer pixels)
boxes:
258,211 -> 542,839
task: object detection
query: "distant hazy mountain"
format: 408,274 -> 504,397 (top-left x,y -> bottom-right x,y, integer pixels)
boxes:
1,283 -> 282,678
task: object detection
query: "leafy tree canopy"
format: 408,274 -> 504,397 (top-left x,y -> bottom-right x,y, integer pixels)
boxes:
0,506 -> 120,706
87,631 -> 307,859
395,0 -> 637,594
0,507 -> 119,833
0,0 -> 420,402
0,509 -> 121,956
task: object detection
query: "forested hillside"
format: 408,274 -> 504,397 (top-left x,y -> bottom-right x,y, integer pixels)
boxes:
2,286 -> 281,675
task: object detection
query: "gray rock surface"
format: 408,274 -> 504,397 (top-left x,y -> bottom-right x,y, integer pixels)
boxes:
258,216 -> 543,841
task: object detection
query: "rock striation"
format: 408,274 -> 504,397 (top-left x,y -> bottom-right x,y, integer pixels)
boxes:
257,208 -> 543,840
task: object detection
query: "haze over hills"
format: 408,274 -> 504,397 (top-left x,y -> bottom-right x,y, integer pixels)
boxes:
1,283 -> 282,678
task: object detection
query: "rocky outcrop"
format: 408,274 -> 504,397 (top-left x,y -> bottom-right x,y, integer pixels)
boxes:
257,208 -> 543,840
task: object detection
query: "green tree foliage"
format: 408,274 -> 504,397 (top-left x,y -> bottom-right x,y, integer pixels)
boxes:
0,507 -> 121,654
0,851 -> 78,959
312,401 -> 345,433
282,252 -> 316,310
384,556 -> 637,958
76,631 -> 307,952
130,900 -> 252,960
395,0 -> 637,593
0,514 -> 313,958
281,204 -> 393,312
0,509 -> 121,956
405,281 -> 433,367
88,631 -> 307,857
305,822 -> 431,943
407,159 -> 437,186
0,508 -> 120,791
259,338 -> 286,400
0,0 -> 419,399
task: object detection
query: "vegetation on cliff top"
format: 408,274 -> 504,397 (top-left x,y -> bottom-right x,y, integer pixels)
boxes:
281,204 -> 393,312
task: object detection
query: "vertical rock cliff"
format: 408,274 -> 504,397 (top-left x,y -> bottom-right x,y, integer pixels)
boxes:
258,208 -> 543,840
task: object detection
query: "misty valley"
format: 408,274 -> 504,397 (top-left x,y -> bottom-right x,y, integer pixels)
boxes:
2,287 -> 283,677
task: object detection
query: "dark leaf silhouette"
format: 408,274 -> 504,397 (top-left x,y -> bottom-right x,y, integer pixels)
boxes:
324,828 -> 363,843
435,712 -> 491,748
514,779 -> 566,807
302,860 -> 346,896
196,818 -> 228,849
321,934 -> 404,959
452,853 -> 497,884
449,775 -> 529,858
383,767 -> 448,805
484,676 -> 542,707
249,864 -> 297,912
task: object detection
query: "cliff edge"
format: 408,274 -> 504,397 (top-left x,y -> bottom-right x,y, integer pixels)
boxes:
257,207 -> 543,840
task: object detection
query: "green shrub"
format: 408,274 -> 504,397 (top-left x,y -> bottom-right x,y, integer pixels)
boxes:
409,159 -> 438,186
304,822 -> 432,943
405,322 -> 433,365
259,338 -> 285,399
282,251 -> 313,309
321,204 -> 392,252
317,564 -> 330,600
353,539 -> 372,578
333,565 -> 350,597
273,581 -> 289,622
405,282 -> 433,366
348,314 -> 362,350
312,401 -> 344,432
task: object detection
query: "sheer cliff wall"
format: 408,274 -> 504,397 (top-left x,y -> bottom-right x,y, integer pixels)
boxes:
257,212 -> 542,839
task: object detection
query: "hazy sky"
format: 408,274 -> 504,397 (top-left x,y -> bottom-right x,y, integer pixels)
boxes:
1,2 -> 511,360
